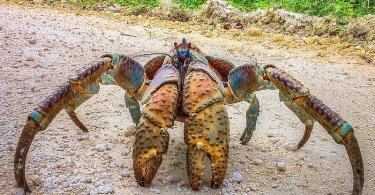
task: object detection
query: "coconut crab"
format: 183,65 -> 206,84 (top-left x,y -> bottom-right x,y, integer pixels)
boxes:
14,38 -> 364,194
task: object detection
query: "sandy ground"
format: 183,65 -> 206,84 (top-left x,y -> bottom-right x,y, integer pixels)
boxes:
0,2 -> 375,195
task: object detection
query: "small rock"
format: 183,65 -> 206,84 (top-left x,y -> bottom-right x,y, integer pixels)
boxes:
249,182 -> 258,191
284,144 -> 298,151
233,22 -> 243,29
271,183 -> 279,188
96,183 -> 114,194
307,163 -> 315,169
120,169 -> 131,177
11,188 -> 25,195
253,159 -> 263,165
77,134 -> 89,141
317,49 -> 327,57
16,89 -> 24,94
29,39 -> 37,44
150,187 -> 161,194
95,143 -> 108,152
68,158 -> 75,167
7,145 -> 14,151
331,36 -> 341,44
31,176 -> 42,186
318,38 -> 329,45
26,57 -> 34,61
304,37 -> 315,45
270,139 -> 279,144
276,161 -> 286,171
81,177 -> 92,184
272,34 -> 284,42
266,132 -> 274,137
232,171 -> 243,182
246,27 -> 263,36
223,23 -> 231,30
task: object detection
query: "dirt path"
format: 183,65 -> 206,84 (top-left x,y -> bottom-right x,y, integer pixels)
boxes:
1,2 -> 375,195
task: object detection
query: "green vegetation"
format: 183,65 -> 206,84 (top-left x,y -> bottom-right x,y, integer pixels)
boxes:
74,0 -> 374,18
173,0 -> 207,10
227,0 -> 375,18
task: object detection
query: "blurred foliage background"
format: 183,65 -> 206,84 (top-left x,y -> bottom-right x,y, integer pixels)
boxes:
76,0 -> 375,18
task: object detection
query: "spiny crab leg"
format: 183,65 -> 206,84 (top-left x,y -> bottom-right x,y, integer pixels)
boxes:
228,64 -> 364,194
14,58 -> 114,192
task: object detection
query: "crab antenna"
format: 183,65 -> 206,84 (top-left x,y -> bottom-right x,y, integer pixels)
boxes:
131,53 -> 174,60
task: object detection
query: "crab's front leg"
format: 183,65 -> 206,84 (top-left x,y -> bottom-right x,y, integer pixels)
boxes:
133,64 -> 180,186
228,64 -> 364,194
14,54 -> 146,192
14,59 -> 114,192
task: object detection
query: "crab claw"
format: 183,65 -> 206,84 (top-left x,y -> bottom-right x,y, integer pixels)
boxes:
133,149 -> 164,186
14,119 -> 42,192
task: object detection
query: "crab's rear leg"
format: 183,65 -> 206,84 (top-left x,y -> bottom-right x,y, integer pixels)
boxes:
183,64 -> 229,190
15,55 -> 146,192
228,64 -> 364,194
133,64 -> 180,186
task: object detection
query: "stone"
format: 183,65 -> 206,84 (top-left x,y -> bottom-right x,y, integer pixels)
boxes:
29,39 -> 37,44
276,161 -> 286,171
272,34 -> 284,42
317,49 -> 327,57
304,37 -> 315,45
16,89 -> 24,94
11,187 -> 25,195
120,169 -> 131,177
232,171 -> 243,182
246,27 -> 263,36
95,143 -> 108,152
253,158 -> 263,165
150,187 -> 161,194
7,145 -> 14,151
318,38 -> 329,45
95,183 -> 115,194
249,182 -> 258,191
331,36 -> 341,44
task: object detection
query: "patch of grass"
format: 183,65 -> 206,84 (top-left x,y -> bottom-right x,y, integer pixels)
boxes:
227,0 -> 375,18
173,0 -> 207,10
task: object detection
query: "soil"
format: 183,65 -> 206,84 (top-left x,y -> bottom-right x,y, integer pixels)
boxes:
1,1 -> 375,195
